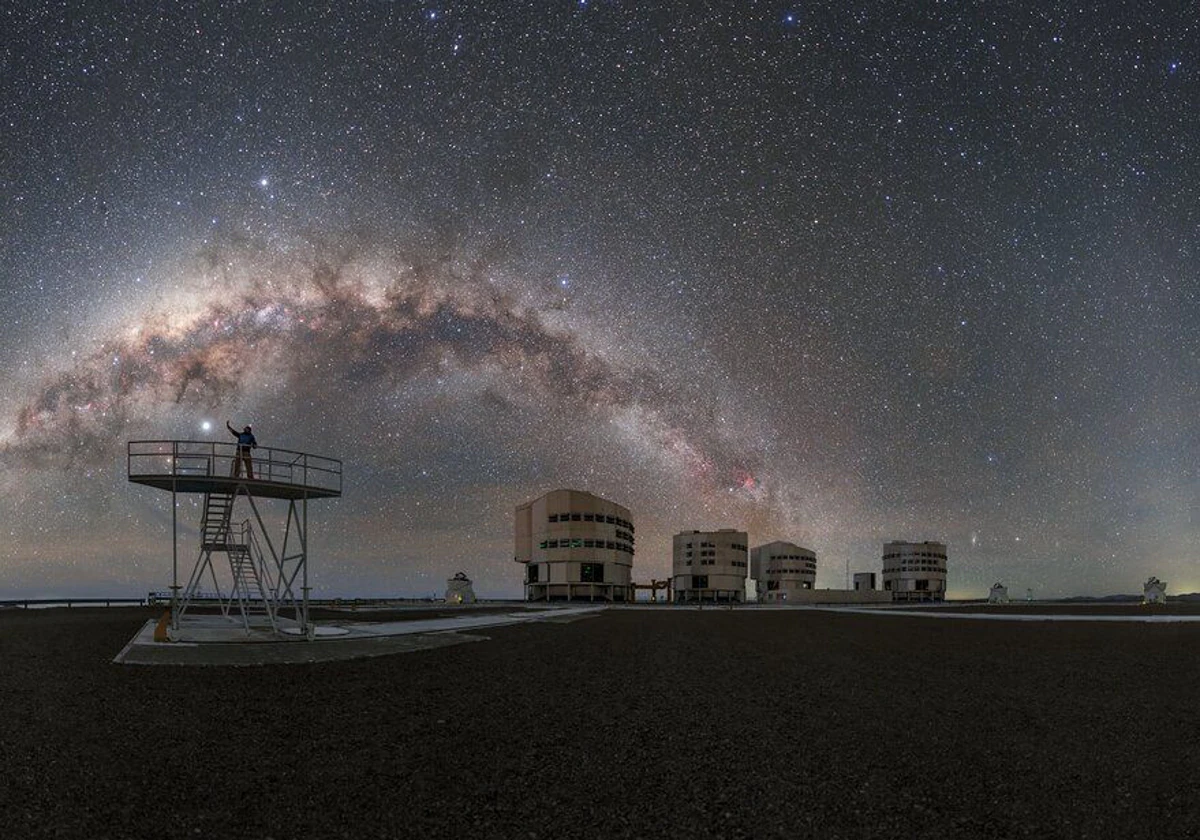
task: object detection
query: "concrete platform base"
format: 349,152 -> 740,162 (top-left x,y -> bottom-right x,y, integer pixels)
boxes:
114,605 -> 604,666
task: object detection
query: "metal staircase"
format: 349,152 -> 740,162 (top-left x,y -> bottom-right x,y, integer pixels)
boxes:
225,524 -> 276,631
200,491 -> 235,549
178,489 -> 278,634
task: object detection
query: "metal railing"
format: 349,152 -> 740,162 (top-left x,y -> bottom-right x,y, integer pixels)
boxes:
0,598 -> 149,608
127,440 -> 342,495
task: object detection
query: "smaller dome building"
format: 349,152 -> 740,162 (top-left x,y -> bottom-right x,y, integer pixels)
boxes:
1143,576 -> 1167,605
445,572 -> 476,604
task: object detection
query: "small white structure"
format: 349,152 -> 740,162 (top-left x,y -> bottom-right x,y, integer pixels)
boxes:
988,582 -> 1009,604
853,572 -> 876,591
1143,577 -> 1167,605
445,572 -> 477,604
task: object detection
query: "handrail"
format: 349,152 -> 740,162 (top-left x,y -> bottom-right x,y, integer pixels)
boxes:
1,598 -> 149,608
242,521 -> 276,598
127,440 -> 342,495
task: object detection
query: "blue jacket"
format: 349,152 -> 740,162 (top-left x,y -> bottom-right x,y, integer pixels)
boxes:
228,424 -> 257,449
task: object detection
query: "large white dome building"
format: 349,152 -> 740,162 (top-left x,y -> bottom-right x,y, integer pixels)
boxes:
751,541 -> 817,603
672,529 -> 748,604
514,489 -> 635,602
881,541 -> 948,602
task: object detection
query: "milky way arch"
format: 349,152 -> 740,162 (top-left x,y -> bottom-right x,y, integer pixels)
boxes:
3,237 -> 768,503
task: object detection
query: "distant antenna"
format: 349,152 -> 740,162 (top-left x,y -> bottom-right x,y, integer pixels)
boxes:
845,556 -> 850,589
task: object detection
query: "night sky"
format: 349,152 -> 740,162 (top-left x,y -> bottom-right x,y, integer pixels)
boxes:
2,2 -> 1197,599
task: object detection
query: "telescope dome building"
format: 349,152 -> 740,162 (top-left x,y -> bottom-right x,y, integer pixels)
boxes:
881,540 -> 948,602
673,529 -> 748,603
514,489 -> 635,602
751,541 -> 817,603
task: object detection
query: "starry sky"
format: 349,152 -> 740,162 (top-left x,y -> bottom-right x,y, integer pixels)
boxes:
1,1 -> 1197,599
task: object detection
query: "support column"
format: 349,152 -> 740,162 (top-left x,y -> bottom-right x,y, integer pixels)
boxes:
302,492 -> 311,638
170,468 -> 179,631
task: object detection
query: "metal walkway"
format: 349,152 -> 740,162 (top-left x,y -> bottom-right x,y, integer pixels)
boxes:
128,440 -> 341,499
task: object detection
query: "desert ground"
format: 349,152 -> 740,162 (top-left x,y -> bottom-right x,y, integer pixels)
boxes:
1,605 -> 1197,839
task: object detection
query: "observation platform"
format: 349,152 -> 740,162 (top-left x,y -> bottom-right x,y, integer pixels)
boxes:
127,440 -> 341,499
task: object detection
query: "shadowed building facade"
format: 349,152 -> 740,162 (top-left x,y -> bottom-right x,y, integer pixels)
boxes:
673,529 -> 748,603
881,541 -> 948,602
751,541 -> 817,603
853,572 -> 877,591
514,489 -> 635,602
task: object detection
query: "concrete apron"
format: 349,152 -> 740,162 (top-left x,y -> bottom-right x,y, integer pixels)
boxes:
113,605 -> 606,667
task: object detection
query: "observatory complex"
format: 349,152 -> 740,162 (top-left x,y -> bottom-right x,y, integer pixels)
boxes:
513,489 -> 635,601
512,490 -> 950,606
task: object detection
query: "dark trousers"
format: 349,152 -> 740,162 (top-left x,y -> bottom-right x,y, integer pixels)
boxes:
232,448 -> 254,479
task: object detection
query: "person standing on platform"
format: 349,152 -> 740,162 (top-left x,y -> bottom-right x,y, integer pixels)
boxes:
227,421 -> 257,479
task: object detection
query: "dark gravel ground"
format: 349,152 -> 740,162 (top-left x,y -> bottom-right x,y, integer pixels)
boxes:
2,606 -> 1198,840
912,603 -> 1200,616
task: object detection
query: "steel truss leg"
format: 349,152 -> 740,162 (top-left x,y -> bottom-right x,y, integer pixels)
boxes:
169,482 -> 318,640
243,493 -> 309,636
